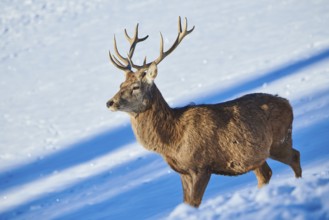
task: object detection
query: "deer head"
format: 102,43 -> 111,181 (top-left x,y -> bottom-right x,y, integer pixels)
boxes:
106,17 -> 194,114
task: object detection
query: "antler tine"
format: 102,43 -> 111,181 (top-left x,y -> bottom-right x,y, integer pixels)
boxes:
124,27 -> 133,44
178,17 -> 195,43
185,17 -> 195,34
178,16 -> 182,33
124,23 -> 149,60
125,23 -> 149,43
109,50 -> 131,72
143,56 -> 147,65
113,35 -> 129,65
155,32 -> 165,63
151,16 -> 194,66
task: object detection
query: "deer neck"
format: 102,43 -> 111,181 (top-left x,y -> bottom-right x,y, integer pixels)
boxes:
130,84 -> 178,155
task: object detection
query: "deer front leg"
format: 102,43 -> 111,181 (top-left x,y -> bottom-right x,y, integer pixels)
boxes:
253,161 -> 272,188
180,174 -> 192,203
181,171 -> 211,207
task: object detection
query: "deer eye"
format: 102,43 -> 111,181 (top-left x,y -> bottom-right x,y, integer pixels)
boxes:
132,86 -> 140,90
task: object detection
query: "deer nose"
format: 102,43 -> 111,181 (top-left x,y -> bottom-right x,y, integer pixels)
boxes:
106,100 -> 115,108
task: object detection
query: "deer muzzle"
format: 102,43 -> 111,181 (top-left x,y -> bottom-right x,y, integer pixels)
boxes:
106,99 -> 118,111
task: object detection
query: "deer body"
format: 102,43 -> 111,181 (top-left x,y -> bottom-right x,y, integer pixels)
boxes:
107,17 -> 302,207
131,86 -> 279,176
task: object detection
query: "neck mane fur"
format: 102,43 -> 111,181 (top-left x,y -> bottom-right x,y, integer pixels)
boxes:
130,84 -> 180,155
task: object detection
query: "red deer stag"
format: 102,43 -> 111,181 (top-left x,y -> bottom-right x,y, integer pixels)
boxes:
106,17 -> 302,207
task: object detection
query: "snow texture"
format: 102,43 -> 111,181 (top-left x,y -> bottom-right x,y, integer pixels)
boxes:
1,0 -> 329,219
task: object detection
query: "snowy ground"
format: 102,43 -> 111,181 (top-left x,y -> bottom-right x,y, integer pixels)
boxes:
1,0 -> 329,219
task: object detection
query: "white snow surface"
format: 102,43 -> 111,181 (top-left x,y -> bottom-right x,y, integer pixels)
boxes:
1,0 -> 329,219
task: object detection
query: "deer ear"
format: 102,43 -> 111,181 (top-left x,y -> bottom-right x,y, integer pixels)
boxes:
145,62 -> 158,83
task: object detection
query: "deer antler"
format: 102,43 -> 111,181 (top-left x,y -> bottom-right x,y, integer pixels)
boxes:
154,16 -> 194,65
109,24 -> 149,72
109,17 -> 194,72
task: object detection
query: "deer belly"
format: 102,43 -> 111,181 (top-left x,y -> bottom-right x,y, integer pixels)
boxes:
210,142 -> 270,176
211,158 -> 266,176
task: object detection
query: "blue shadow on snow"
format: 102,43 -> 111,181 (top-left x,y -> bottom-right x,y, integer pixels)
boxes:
0,125 -> 135,193
195,48 -> 329,104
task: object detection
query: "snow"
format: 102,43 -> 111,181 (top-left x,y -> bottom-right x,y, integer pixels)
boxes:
1,0 -> 329,219
169,161 -> 329,220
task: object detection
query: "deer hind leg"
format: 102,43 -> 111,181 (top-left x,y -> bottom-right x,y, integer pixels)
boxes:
291,149 -> 302,178
271,148 -> 302,178
270,130 -> 302,178
253,161 -> 272,188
